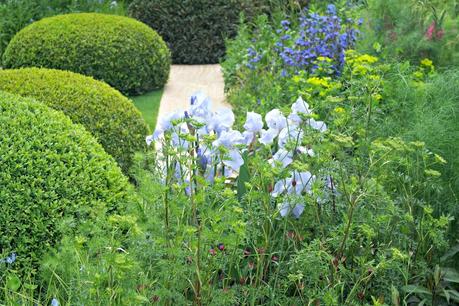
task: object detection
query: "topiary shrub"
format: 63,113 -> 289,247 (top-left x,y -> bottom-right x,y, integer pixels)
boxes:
0,68 -> 149,174
128,0 -> 261,64
2,13 -> 171,95
0,91 -> 136,274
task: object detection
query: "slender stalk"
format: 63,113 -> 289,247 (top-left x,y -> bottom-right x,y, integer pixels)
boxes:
164,147 -> 171,246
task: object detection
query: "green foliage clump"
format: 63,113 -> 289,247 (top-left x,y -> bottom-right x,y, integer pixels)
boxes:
2,13 -> 171,95
0,68 -> 150,173
128,0 -> 261,64
0,0 -> 130,58
0,91 -> 135,274
377,64 -> 459,216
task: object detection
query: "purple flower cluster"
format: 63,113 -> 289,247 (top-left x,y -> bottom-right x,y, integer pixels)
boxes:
248,4 -> 359,76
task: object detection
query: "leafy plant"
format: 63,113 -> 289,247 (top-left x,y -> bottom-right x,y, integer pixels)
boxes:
0,68 -> 150,174
0,91 -> 136,277
128,0 -> 262,64
2,13 -> 171,95
0,0 -> 129,58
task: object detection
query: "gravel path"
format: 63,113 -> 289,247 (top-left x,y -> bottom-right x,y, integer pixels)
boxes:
156,64 -> 230,130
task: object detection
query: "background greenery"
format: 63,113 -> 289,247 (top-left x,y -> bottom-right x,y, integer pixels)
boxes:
131,89 -> 163,130
128,0 -> 263,64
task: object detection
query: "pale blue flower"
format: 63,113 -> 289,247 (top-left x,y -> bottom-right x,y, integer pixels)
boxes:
259,128 -> 279,145
291,97 -> 312,116
213,129 -> 244,148
279,201 -> 305,218
271,171 -> 315,197
145,135 -> 155,146
271,148 -> 293,168
265,109 -> 287,131
51,298 -> 59,306
207,107 -> 235,134
243,112 -> 263,133
272,171 -> 315,218
242,131 -> 255,145
296,146 -> 315,157
308,118 -> 327,132
189,91 -> 212,123
223,149 -> 244,172
1,252 -> 16,264
278,126 -> 304,148
149,110 -> 184,142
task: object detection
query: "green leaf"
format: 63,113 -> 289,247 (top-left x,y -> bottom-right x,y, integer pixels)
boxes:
391,285 -> 400,306
6,274 -> 21,292
402,285 -> 432,296
443,268 -> 459,284
441,244 -> 459,262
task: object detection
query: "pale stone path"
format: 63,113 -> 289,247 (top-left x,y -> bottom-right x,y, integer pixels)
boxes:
156,64 -> 230,130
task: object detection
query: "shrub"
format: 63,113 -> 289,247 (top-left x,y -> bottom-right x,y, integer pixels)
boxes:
2,13 -> 171,95
128,0 -> 261,64
0,91 -> 136,274
0,0 -> 129,58
0,68 -> 150,173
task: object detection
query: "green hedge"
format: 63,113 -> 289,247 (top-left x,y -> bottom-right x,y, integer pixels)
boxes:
128,0 -> 261,64
2,13 -> 171,95
0,91 -> 135,274
0,0 -> 130,58
0,68 -> 150,174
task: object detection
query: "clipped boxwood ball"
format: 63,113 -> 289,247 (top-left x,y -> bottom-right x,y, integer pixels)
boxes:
128,0 -> 260,64
0,68 -> 149,174
2,13 -> 171,95
0,91 -> 136,273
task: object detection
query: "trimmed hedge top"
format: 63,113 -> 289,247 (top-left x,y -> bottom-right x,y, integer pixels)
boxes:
2,13 -> 171,95
0,91 -> 135,273
128,0 -> 260,64
0,68 -> 149,174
